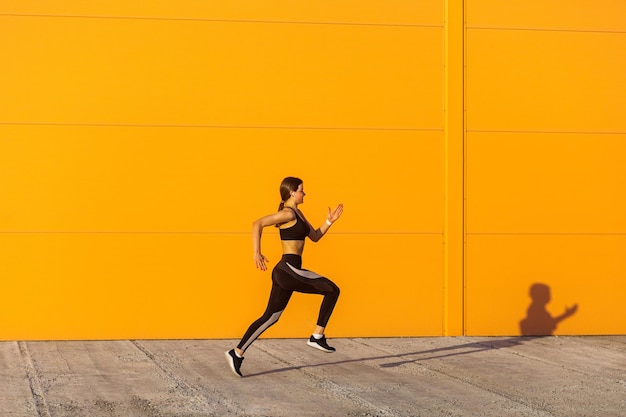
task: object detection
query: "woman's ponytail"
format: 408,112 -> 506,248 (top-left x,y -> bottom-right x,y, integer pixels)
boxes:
275,176 -> 302,227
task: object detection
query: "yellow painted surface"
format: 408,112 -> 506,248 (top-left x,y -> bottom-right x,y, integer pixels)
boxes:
465,0 -> 626,336
0,233 -> 444,340
0,15 -> 442,129
466,133 -> 626,234
466,235 -> 626,336
467,0 -> 626,32
0,0 -> 443,26
0,126 -> 443,233
1,0 -> 626,339
0,128 -> 445,339
467,29 -> 626,133
1,0 -> 447,340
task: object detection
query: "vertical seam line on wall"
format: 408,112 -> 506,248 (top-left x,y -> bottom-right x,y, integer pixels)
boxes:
443,0 -> 465,336
442,0 -> 449,337
442,1 -> 448,337
462,0 -> 467,336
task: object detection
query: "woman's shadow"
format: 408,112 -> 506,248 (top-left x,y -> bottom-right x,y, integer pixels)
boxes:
519,283 -> 578,336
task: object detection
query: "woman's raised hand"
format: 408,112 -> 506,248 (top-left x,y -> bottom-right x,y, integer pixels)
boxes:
327,204 -> 344,224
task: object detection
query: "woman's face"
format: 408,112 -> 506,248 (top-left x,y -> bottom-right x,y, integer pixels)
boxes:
293,184 -> 306,204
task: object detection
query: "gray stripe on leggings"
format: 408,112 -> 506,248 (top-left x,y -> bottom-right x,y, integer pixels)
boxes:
287,263 -> 323,279
240,310 -> 283,352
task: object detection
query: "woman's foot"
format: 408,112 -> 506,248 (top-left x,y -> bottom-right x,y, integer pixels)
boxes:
307,335 -> 336,352
225,349 -> 244,377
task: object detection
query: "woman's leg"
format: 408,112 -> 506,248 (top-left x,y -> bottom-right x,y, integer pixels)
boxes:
236,270 -> 293,354
281,262 -> 340,332
290,275 -> 339,352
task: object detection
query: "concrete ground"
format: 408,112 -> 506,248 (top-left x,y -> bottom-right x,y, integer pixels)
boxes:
1,336 -> 624,417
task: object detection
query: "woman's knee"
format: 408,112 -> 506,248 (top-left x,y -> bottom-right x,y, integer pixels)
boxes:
327,281 -> 340,298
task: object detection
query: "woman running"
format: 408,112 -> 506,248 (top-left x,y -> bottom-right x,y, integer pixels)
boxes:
225,176 -> 343,377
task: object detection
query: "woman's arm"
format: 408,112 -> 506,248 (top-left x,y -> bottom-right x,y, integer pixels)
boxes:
305,204 -> 344,243
252,209 -> 295,271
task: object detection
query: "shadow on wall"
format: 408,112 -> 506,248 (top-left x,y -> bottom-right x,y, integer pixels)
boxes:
519,283 -> 578,336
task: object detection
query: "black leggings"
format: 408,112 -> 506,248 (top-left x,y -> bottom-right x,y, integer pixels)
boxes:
237,254 -> 340,353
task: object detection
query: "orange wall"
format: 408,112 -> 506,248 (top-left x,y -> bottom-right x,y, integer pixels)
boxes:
0,1 -> 624,340
465,0 -> 626,335
0,1 -> 446,340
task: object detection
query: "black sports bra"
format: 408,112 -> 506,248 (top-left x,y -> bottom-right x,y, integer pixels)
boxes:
279,207 -> 310,241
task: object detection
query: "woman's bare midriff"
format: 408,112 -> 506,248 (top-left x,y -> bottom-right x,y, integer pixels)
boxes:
281,240 -> 305,256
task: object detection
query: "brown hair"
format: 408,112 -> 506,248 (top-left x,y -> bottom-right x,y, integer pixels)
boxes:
276,176 -> 303,227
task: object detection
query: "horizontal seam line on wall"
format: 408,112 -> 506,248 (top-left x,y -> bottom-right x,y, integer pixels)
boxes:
467,25 -> 626,35
0,231 -> 444,235
0,122 -> 443,132
467,129 -> 626,136
467,233 -> 626,236
0,13 -> 443,28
